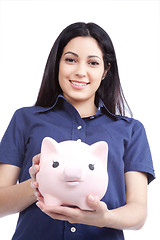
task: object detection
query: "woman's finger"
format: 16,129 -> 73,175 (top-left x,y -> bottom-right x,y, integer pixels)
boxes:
87,195 -> 108,212
32,153 -> 41,165
29,154 -> 41,179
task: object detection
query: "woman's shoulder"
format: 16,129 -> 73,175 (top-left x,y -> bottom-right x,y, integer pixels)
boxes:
115,115 -> 146,133
9,106 -> 48,127
121,115 -> 142,124
14,105 -> 48,116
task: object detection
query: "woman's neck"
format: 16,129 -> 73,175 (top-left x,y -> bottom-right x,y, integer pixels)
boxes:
69,99 -> 97,118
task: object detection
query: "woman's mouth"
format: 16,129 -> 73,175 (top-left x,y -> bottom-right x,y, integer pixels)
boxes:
69,80 -> 89,87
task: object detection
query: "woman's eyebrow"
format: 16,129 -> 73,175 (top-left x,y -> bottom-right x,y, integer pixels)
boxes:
88,55 -> 101,60
64,51 -> 102,60
64,51 -> 78,57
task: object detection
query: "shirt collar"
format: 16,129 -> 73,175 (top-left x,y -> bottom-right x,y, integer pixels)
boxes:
34,94 -> 64,113
98,98 -> 130,122
34,94 -> 130,122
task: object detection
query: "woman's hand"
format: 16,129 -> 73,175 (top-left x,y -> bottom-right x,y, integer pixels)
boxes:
36,195 -> 112,228
29,154 -> 43,201
35,172 -> 148,230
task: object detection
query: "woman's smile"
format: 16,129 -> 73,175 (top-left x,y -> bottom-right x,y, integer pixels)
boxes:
69,80 -> 90,88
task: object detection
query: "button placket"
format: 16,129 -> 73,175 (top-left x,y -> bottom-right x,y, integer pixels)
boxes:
76,125 -> 83,141
72,118 -> 85,142
71,106 -> 86,142
64,222 -> 78,239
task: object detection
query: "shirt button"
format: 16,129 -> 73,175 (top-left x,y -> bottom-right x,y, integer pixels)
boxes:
77,125 -> 82,130
77,139 -> 82,142
70,227 -> 76,233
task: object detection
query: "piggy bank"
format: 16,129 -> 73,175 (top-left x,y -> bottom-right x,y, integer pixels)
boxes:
36,137 -> 108,210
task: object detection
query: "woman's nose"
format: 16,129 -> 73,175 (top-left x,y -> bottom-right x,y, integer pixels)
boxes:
75,72 -> 86,78
75,63 -> 86,78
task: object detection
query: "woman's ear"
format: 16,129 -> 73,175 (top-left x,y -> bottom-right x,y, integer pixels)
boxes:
102,63 -> 111,80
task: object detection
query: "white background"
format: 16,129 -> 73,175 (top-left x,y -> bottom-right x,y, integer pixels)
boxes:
0,0 -> 159,239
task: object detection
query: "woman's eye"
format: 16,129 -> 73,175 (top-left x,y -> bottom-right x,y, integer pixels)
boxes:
52,161 -> 59,168
65,58 -> 76,63
89,61 -> 99,66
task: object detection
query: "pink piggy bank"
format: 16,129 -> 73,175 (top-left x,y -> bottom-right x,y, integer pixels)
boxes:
36,137 -> 108,210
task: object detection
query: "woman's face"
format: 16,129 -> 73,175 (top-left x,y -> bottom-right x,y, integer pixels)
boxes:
58,36 -> 106,106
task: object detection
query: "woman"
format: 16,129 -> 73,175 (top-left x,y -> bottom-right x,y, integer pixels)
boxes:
0,22 -> 155,240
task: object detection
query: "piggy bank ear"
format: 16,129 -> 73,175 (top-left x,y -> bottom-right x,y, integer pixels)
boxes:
40,137 -> 59,160
90,141 -> 108,165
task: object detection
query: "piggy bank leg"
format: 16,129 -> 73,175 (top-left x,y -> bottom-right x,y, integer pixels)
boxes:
44,194 -> 62,207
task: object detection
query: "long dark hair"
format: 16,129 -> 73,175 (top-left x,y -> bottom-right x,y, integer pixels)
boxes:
35,22 -> 132,116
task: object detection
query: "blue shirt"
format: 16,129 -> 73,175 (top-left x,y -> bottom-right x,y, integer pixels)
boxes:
0,95 -> 155,240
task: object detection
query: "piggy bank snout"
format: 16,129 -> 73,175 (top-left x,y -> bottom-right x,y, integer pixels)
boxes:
63,166 -> 83,181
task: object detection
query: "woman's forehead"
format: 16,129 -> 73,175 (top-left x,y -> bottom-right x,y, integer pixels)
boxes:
62,36 -> 103,58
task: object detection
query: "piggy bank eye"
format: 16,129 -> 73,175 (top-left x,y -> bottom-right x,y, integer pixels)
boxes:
52,161 -> 59,168
89,164 -> 95,171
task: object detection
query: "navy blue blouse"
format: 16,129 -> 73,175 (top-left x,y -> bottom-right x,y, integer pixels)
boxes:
0,95 -> 155,240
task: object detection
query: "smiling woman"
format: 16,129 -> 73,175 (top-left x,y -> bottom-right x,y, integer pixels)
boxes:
0,22 -> 155,240
35,22 -> 129,116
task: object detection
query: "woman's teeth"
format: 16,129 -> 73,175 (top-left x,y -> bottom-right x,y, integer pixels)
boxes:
70,81 -> 88,86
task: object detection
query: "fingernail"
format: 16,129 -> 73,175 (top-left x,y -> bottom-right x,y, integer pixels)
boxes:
36,202 -> 44,212
30,181 -> 35,189
35,192 -> 39,198
36,202 -> 42,209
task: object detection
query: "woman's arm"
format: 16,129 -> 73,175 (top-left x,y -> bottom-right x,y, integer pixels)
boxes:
106,171 -> 148,230
36,171 -> 148,230
0,163 -> 37,218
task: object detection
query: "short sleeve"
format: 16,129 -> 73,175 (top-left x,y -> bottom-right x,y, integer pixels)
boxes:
0,110 -> 25,168
124,120 -> 155,184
